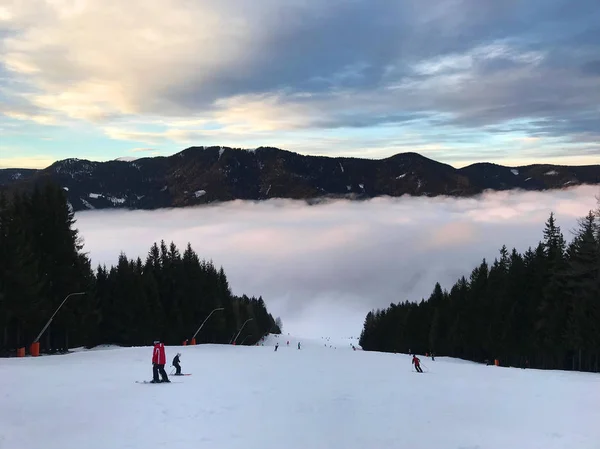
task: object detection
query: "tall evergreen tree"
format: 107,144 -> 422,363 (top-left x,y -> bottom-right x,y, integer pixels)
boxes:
0,182 -> 280,356
360,210 -> 600,373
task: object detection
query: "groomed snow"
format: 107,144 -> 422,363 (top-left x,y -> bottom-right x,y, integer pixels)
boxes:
1,334 -> 599,449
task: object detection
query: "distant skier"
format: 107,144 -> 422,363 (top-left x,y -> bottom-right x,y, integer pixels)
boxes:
412,354 -> 423,373
172,352 -> 182,375
298,342 -> 301,350
151,340 -> 170,383
431,352 -> 435,361
274,343 -> 279,352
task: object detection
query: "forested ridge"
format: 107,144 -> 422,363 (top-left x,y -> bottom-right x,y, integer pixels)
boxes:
360,204 -> 600,373
0,182 -> 281,356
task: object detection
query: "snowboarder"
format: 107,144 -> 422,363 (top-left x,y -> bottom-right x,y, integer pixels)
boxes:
274,343 -> 279,352
172,352 -> 182,375
152,340 -> 170,383
412,354 -> 423,373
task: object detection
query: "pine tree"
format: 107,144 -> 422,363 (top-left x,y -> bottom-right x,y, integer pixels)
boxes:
564,212 -> 599,371
0,183 -> 281,355
359,209 -> 600,373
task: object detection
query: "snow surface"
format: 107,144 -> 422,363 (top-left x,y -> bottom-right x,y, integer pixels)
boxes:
195,190 -> 207,198
89,193 -> 102,199
339,162 -> 344,173
396,173 -> 407,179
511,169 -> 519,176
108,196 -> 126,205
219,148 -> 225,159
545,170 -> 559,176
2,334 -> 599,449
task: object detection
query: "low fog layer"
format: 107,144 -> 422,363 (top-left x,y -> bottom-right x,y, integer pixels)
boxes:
75,186 -> 599,338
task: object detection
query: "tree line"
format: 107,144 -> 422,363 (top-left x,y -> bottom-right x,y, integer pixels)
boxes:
360,205 -> 600,373
0,182 -> 281,356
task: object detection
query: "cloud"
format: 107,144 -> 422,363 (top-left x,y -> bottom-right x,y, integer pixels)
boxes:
0,154 -> 54,168
72,185 -> 600,338
0,0 -> 598,164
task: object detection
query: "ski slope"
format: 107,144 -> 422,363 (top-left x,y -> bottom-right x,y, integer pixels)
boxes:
1,334 -> 599,449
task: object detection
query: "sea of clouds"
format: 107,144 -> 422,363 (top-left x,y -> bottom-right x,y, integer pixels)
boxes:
74,185 -> 599,338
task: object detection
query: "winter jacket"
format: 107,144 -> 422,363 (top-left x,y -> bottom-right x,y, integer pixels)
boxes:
412,356 -> 420,367
152,343 -> 166,365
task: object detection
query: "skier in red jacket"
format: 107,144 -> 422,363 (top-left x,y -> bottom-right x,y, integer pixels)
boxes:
412,354 -> 423,373
151,340 -> 170,383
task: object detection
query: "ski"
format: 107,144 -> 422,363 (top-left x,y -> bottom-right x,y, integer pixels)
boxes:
172,373 -> 192,376
136,380 -> 182,384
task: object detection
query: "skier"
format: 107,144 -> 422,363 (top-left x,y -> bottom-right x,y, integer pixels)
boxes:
298,342 -> 301,350
274,343 -> 279,352
431,352 -> 435,361
412,354 -> 423,373
152,340 -> 170,383
172,352 -> 182,375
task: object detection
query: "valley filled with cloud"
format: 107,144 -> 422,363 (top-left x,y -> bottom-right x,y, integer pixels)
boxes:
74,185 -> 599,337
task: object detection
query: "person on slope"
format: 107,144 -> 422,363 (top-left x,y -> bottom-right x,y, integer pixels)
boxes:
274,343 -> 279,352
412,354 -> 423,373
152,340 -> 170,383
172,352 -> 182,375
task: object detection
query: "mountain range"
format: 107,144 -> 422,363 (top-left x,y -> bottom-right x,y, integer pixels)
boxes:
1,146 -> 599,212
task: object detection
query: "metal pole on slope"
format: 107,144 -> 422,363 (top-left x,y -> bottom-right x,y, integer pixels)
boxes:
233,318 -> 253,345
191,307 -> 224,343
240,335 -> 253,345
33,292 -> 86,344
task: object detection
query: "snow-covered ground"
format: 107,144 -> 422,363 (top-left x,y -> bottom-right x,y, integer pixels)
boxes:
1,335 -> 599,449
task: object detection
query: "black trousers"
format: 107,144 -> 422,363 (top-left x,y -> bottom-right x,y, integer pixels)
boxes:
173,361 -> 181,375
153,363 -> 169,381
415,365 -> 423,373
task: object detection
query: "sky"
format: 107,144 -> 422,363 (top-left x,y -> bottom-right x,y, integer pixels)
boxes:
73,185 -> 599,338
0,0 -> 599,169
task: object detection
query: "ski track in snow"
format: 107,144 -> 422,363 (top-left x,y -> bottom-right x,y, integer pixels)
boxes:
1,334 -> 599,449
